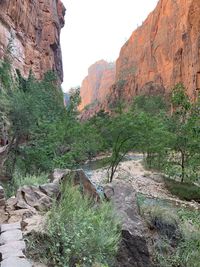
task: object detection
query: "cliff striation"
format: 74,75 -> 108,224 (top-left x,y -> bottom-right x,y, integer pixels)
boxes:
79,60 -> 115,110
0,0 -> 65,82
114,0 -> 200,102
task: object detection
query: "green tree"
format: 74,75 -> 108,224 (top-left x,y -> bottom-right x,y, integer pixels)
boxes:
169,84 -> 194,182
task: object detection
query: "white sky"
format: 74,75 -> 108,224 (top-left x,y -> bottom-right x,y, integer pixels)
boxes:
61,0 -> 159,92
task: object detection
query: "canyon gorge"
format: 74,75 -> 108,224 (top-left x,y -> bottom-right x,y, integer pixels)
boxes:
0,0 -> 199,267
80,0 -> 200,112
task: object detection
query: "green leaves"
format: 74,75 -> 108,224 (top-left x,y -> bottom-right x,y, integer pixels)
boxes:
46,183 -> 121,266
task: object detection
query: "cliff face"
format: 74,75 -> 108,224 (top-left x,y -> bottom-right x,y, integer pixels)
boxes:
114,0 -> 200,101
0,0 -> 65,82
79,60 -> 115,110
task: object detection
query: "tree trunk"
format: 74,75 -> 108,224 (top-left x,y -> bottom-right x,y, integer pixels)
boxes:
181,151 -> 185,183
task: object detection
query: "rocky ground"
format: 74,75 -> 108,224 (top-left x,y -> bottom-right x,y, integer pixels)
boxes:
0,155 -> 199,267
90,156 -> 200,210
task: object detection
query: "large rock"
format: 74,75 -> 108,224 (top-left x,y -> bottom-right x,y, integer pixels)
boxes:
106,181 -> 153,267
114,0 -> 200,102
50,168 -> 100,201
15,186 -> 53,211
8,169 -> 99,215
0,0 -> 65,82
68,169 -> 100,201
49,168 -> 71,183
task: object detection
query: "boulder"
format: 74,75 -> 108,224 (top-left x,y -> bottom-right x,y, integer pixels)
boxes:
108,181 -> 153,267
4,169 -> 100,228
49,168 -> 71,182
69,169 -> 100,201
39,182 -> 60,198
15,186 -> 53,211
50,168 -> 100,201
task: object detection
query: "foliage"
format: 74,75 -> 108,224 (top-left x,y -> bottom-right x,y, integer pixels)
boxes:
3,171 -> 48,198
107,95 -> 171,181
67,86 -> 81,118
167,84 -> 200,182
0,56 -> 108,175
27,183 -> 121,267
137,194 -> 200,267
132,95 -> 168,115
164,178 -> 200,201
0,55 -> 199,188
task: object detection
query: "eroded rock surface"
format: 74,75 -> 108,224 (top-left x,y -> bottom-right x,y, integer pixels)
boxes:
0,0 -> 65,82
2,169 -> 99,227
114,0 -> 200,102
108,181 -> 153,267
79,60 -> 115,111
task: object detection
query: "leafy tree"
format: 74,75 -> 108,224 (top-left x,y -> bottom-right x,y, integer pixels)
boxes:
168,83 -> 198,182
67,86 -> 81,119
107,112 -> 137,182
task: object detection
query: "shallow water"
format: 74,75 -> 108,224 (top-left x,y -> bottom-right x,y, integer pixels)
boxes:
81,153 -> 143,176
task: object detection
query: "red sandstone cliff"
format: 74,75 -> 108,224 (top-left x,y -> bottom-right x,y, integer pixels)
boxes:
0,0 -> 65,82
79,60 -> 115,110
114,0 -> 200,102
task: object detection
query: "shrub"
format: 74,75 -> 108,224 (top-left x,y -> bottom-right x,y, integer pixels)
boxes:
27,182 -> 121,267
137,194 -> 200,267
3,171 -> 48,198
164,178 -> 200,201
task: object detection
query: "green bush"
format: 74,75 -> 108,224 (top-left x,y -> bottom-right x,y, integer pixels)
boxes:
164,178 -> 200,201
3,171 -> 48,198
137,195 -> 200,267
27,183 -> 121,267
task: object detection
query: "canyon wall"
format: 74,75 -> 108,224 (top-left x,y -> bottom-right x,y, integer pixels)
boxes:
79,60 -> 115,110
114,0 -> 200,102
0,0 -> 65,82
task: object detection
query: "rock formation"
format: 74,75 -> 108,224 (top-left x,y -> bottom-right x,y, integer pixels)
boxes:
106,181 -> 153,267
114,0 -> 200,102
0,0 -> 65,82
79,60 -> 115,110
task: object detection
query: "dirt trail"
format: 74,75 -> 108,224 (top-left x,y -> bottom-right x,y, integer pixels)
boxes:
90,157 -> 200,210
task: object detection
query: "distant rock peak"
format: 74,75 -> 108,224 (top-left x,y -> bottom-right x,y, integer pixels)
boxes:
79,60 -> 116,111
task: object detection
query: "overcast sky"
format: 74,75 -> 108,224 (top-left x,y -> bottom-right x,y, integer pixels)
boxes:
61,0 -> 159,92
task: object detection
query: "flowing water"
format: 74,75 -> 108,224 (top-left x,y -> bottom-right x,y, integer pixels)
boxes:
81,153 -> 143,178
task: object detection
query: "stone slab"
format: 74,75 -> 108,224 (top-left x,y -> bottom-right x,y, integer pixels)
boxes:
0,230 -> 23,245
0,185 -> 4,192
1,257 -> 32,267
0,240 -> 26,254
2,249 -> 25,260
1,222 -> 21,233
